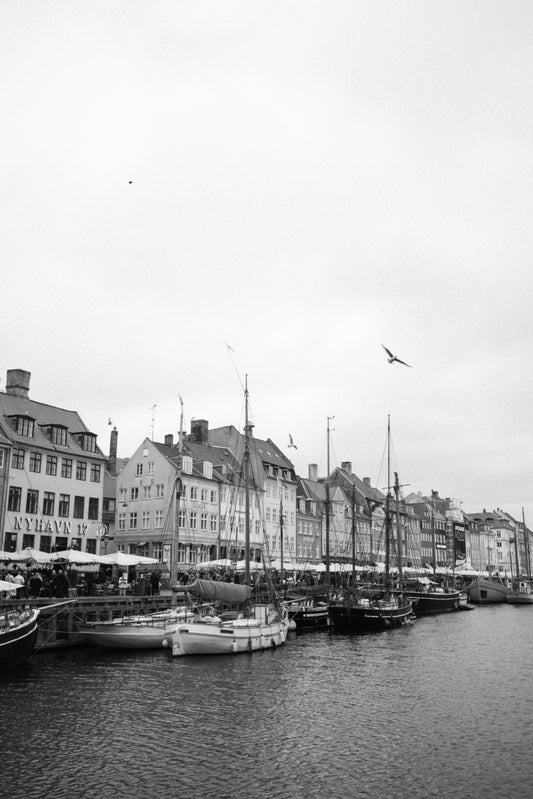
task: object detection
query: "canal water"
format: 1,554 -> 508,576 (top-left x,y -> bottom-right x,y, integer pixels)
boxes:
1,605 -> 532,799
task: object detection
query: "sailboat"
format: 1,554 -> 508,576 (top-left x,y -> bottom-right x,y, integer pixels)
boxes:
162,377 -> 290,656
328,417 -> 415,632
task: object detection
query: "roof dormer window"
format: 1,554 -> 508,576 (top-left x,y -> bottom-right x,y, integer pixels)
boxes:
74,432 -> 97,453
43,424 -> 68,446
10,415 -> 35,438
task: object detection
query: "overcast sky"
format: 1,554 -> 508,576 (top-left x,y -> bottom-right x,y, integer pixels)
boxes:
2,1 -> 532,523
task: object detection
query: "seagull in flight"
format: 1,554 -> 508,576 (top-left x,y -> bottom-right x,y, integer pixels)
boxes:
382,345 -> 412,368
288,434 -> 297,449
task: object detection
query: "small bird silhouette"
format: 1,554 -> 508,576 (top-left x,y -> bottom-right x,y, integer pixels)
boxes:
128,180 -> 133,184
108,417 -> 113,425
288,434 -> 297,449
382,345 -> 412,368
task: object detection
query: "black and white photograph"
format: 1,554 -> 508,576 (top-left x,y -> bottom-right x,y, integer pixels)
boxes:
1,2 -> 532,798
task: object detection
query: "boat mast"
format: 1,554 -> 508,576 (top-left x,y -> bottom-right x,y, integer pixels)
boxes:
385,415 -> 391,592
243,375 -> 251,586
325,416 -> 334,587
430,493 -> 437,576
171,395 -> 184,605
513,520 -> 521,589
279,488 -> 284,591
523,507 -> 532,582
393,472 -> 404,590
351,485 -> 356,582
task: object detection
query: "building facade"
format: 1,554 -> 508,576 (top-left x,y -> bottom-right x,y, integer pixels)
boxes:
0,369 -> 106,554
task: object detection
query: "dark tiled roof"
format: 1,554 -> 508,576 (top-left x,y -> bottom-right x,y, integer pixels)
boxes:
0,391 -> 105,459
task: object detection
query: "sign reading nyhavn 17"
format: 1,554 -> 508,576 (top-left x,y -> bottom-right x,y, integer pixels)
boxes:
13,516 -> 90,535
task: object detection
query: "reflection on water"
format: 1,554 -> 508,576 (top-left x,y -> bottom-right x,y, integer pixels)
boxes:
2,606 -> 533,799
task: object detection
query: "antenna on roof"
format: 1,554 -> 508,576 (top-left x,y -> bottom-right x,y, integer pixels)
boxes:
150,404 -> 157,441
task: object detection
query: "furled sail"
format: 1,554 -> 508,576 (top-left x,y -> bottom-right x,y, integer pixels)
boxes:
187,578 -> 252,604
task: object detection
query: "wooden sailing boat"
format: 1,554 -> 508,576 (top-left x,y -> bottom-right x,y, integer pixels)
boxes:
162,377 -> 290,656
328,417 -> 415,632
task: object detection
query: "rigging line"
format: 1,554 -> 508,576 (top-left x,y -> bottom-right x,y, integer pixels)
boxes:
225,342 -> 245,393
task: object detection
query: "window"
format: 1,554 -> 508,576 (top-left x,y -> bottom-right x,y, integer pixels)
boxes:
148,462 -> 155,475
12,449 -> 25,469
11,416 -> 34,437
88,498 -> 99,520
62,458 -> 72,478
103,498 -> 116,513
70,538 -> 82,551
55,537 -> 68,551
119,488 -> 127,502
81,433 -> 97,453
58,494 -> 70,517
90,463 -> 101,483
49,425 -> 67,446
129,512 -> 138,530
130,487 -> 139,501
73,496 -> 85,519
118,513 -> 126,531
0,450 -> 4,468
8,486 -> 22,512
76,461 -> 87,480
190,486 -> 198,500
190,512 -> 197,529
43,491 -> 55,516
210,490 -> 217,503
155,510 -> 163,529
210,515 -> 217,532
153,542 -> 162,560
142,511 -> 150,529
136,464 -> 143,476
22,534 -> 35,549
156,484 -> 164,498
143,485 -> 151,499
29,452 -> 42,472
40,535 -> 51,553
182,455 -> 193,474
26,489 -> 39,514
86,538 -> 96,555
201,488 -> 208,502
46,455 -> 58,476
178,509 -> 186,528
200,513 -> 208,531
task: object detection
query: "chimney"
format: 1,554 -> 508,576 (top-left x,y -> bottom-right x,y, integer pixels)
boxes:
6,369 -> 31,398
108,427 -> 118,477
308,463 -> 318,482
363,477 -> 371,487
191,419 -> 209,444
165,434 -> 174,447
341,461 -> 352,474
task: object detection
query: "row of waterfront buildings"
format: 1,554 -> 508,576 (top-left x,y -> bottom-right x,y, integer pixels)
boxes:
0,368 -> 531,579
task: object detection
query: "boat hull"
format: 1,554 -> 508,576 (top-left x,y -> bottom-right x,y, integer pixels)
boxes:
401,589 -> 461,615
165,606 -> 290,656
465,578 -> 509,604
77,609 -> 196,649
329,600 -> 414,632
283,599 -> 329,629
0,609 -> 40,669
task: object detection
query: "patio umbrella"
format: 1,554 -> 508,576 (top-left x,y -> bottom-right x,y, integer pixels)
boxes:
99,552 -> 159,567
52,549 -> 106,565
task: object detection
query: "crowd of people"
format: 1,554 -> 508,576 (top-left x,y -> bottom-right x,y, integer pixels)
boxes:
0,564 -> 162,599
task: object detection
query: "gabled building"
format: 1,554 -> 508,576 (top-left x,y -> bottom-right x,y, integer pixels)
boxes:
0,369 -> 106,554
206,422 -> 297,563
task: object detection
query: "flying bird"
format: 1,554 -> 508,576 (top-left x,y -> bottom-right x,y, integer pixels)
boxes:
382,345 -> 412,368
108,418 -> 113,425
288,434 -> 297,449
225,342 -> 235,352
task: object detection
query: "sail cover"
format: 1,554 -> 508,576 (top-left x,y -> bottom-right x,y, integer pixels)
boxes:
187,578 -> 251,603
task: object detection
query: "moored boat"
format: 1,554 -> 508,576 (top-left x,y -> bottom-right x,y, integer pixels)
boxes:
464,577 -> 509,603
282,594 -> 329,629
329,589 -> 414,632
0,606 -> 40,669
399,577 -> 461,615
77,606 -> 204,649
163,378 -> 289,657
506,588 -> 533,605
